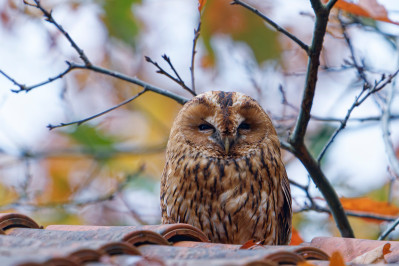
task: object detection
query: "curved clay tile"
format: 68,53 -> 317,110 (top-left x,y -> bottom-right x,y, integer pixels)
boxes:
173,241 -> 329,261
0,213 -> 40,232
98,241 -> 141,256
137,245 -> 304,264
7,227 -> 170,246
46,223 -> 209,243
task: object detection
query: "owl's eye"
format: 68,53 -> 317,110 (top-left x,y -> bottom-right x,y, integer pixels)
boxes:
198,123 -> 214,131
238,122 -> 250,130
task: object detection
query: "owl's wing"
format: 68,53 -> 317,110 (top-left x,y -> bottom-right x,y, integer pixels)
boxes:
278,173 -> 292,245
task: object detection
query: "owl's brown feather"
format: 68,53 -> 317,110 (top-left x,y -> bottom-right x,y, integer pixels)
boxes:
161,91 -> 292,244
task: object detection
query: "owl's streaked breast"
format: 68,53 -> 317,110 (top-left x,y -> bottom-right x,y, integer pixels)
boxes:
161,138 -> 286,244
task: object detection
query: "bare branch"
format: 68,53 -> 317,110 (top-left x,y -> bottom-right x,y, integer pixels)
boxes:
24,0 -> 91,66
48,88 -> 147,130
145,55 -> 196,96
381,83 -> 399,179
379,216 -> 399,240
0,69 -> 27,90
311,114 -> 399,123
231,0 -> 310,54
0,168 -> 144,212
298,205 -> 397,222
317,69 -> 399,162
338,16 -> 369,87
317,89 -> 366,162
289,7 -> 329,146
190,22 -> 201,94
10,62 -> 74,93
82,63 -> 190,104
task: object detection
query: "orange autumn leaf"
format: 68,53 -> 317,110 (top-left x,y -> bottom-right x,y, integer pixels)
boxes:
383,243 -> 392,256
330,251 -> 346,266
239,239 -> 257,249
290,227 -> 304,246
340,197 -> 399,218
330,0 -> 399,25
198,0 -> 207,12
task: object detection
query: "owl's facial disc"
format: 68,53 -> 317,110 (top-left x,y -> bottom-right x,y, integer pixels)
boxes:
173,91 -> 275,158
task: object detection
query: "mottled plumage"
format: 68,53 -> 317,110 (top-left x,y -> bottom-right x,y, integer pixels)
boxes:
160,91 -> 291,244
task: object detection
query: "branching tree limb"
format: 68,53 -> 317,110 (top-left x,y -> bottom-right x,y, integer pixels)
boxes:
280,0 -> 354,238
145,55 -> 196,96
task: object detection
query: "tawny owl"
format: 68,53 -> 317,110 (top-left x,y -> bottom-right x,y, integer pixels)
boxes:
160,91 -> 291,245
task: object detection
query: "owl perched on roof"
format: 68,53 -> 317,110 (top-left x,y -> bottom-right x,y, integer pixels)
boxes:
160,91 -> 291,245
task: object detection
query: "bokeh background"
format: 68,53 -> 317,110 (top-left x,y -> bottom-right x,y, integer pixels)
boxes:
1,0 -> 399,242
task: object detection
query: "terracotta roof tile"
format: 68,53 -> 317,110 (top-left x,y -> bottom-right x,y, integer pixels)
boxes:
0,212 -> 396,265
308,237 -> 399,264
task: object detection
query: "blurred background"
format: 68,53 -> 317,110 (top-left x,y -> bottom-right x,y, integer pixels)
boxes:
0,0 -> 399,242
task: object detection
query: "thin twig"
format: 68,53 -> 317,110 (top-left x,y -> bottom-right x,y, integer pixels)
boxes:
48,88 -> 147,130
311,114 -> 399,123
145,55 -> 196,96
289,178 -> 315,207
338,15 -> 369,87
297,205 -> 397,222
10,62 -> 74,93
379,216 -> 399,240
190,22 -> 201,94
0,69 -> 27,90
317,89 -> 366,162
117,193 -> 147,225
24,0 -> 91,66
83,63 -> 189,104
0,168 -> 144,212
317,68 -> 399,162
381,83 -> 399,179
231,0 -> 310,54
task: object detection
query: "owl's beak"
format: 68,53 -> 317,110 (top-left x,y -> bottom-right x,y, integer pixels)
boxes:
224,137 -> 230,154
222,136 -> 235,154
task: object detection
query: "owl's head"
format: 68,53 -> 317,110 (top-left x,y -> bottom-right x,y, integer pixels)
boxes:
168,91 -> 279,158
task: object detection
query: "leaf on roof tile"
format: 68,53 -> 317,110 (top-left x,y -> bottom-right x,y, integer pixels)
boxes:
350,243 -> 391,264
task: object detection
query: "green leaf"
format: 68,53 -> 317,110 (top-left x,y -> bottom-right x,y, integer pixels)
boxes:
65,124 -> 117,159
97,0 -> 141,46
